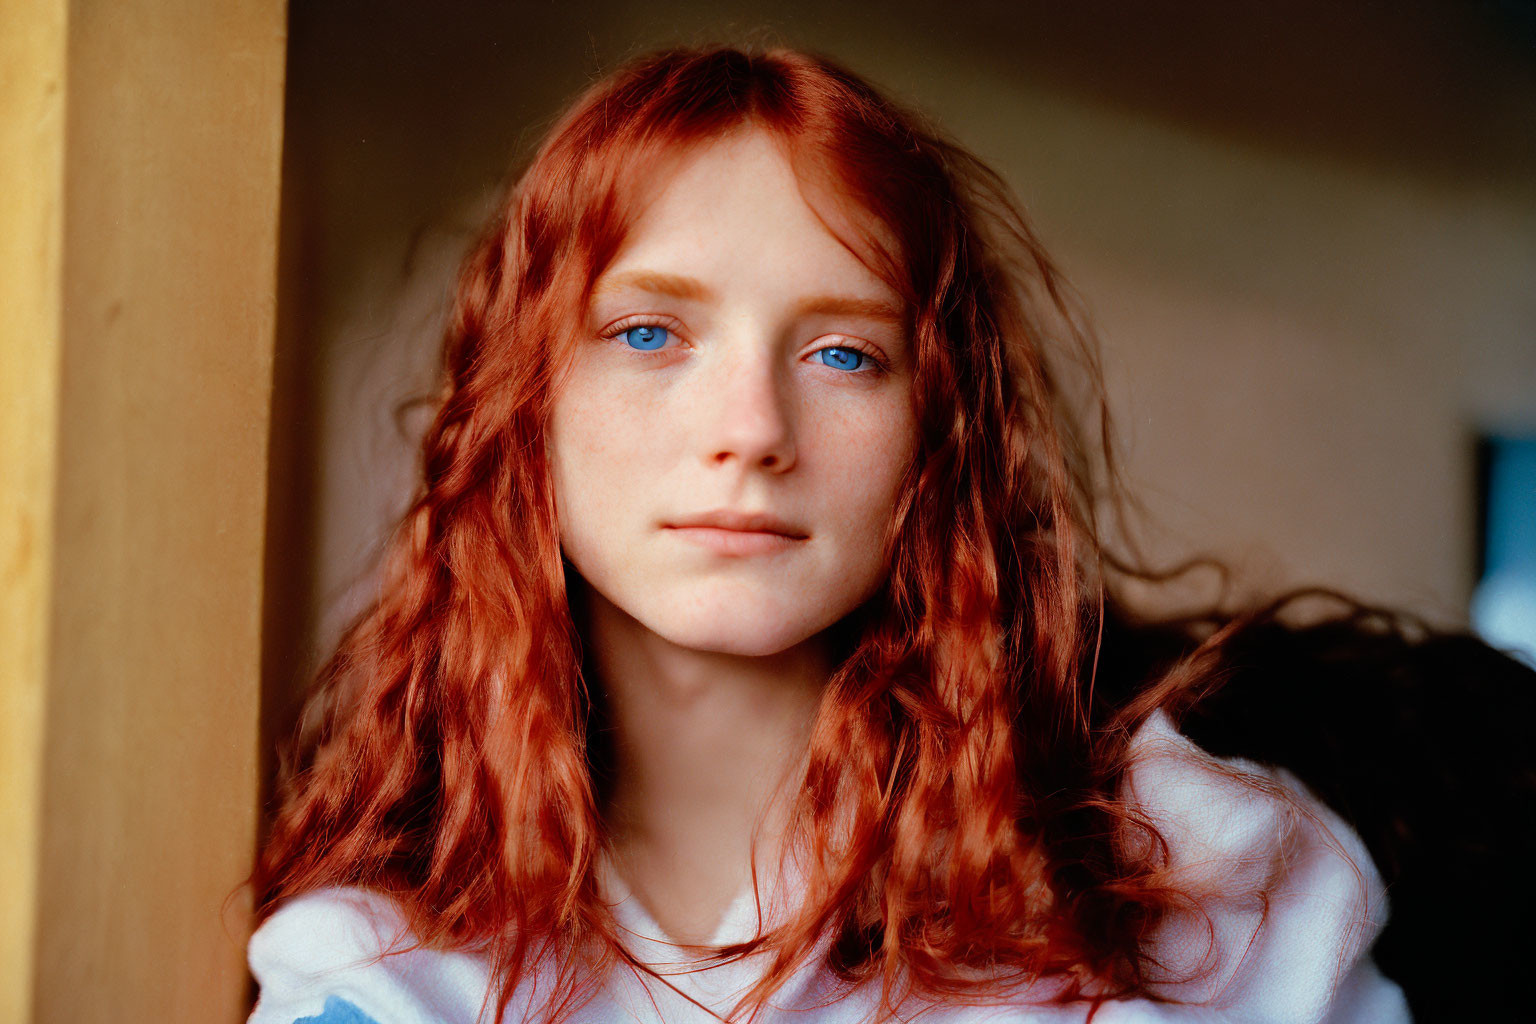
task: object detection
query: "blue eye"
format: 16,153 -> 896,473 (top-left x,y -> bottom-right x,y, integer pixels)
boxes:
815,346 -> 866,372
620,325 -> 669,350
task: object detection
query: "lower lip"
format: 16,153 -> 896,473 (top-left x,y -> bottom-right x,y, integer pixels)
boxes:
665,526 -> 806,556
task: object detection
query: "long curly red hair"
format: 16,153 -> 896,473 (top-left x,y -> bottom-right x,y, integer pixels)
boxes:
254,44 -> 1266,1023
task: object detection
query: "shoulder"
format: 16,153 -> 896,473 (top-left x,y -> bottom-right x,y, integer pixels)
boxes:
246,887 -> 496,1024
944,713 -> 1411,1023
1104,710 -> 1411,1023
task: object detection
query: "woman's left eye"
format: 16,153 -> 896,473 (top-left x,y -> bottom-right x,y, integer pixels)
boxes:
813,346 -> 874,373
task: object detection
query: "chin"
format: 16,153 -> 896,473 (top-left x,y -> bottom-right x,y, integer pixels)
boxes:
653,617 -> 814,658
638,593 -> 826,657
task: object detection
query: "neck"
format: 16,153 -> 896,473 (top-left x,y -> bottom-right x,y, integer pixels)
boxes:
578,583 -> 827,944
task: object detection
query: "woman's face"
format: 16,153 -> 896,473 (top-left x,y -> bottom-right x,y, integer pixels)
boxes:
547,129 -> 918,657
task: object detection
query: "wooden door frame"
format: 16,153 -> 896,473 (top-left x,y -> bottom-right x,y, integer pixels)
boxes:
1,2 -> 288,1020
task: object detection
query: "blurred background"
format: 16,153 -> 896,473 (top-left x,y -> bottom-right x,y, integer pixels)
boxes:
4,2 -> 1532,1021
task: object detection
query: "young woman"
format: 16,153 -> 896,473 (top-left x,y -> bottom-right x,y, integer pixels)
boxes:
246,46 -> 1414,1023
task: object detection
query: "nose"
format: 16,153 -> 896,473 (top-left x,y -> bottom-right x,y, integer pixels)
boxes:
699,345 -> 798,474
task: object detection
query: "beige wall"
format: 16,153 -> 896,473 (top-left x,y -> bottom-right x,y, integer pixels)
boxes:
0,2 -> 287,1021
271,1 -> 1535,698
956,81 -> 1536,616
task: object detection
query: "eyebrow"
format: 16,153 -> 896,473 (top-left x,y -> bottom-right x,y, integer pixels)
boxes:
592,270 -> 906,326
793,294 -> 905,326
592,270 -> 715,303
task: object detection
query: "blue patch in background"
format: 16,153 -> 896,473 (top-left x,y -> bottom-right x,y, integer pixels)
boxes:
1472,436 -> 1536,668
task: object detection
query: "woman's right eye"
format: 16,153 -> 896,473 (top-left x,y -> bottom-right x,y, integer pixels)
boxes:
616,324 -> 669,351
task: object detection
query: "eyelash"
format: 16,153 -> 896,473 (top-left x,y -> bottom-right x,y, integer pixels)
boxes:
600,316 -> 891,375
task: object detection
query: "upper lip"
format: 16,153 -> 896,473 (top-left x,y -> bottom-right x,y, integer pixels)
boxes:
667,509 -> 809,538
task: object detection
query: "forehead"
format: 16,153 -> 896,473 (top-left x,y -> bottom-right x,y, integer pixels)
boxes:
594,129 -> 901,304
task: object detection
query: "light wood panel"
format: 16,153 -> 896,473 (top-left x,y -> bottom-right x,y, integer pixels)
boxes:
0,0 -> 68,1019
2,2 -> 288,1021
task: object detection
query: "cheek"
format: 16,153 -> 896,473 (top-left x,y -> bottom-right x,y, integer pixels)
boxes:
805,399 -> 916,560
547,372 -> 665,543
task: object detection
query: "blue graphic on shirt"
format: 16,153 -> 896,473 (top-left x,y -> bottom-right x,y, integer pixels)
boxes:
294,995 -> 381,1024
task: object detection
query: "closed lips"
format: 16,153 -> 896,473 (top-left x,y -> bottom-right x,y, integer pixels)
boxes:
666,511 -> 808,538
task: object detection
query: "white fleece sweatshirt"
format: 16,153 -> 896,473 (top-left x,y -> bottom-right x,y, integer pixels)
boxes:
246,712 -> 1412,1024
